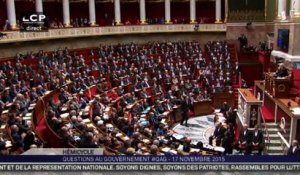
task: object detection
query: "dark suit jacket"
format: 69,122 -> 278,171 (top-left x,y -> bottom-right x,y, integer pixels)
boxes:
0,140 -> 6,150
16,123 -> 29,135
213,125 -> 225,138
59,93 -> 69,103
78,140 -> 98,148
140,91 -> 149,98
220,104 -> 229,113
235,65 -> 240,74
12,132 -> 23,148
288,146 -> 300,155
181,100 -> 189,113
239,129 -> 252,144
252,130 -> 264,144
276,68 -> 289,77
23,132 -> 35,151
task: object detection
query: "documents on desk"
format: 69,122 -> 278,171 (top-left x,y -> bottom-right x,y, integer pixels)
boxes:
5,141 -> 12,148
82,118 -> 90,124
142,139 -> 151,144
127,104 -> 134,109
161,147 -> 171,153
104,107 -> 111,113
202,144 -> 225,153
123,136 -> 130,141
173,133 -> 184,140
60,113 -> 69,119
86,123 -> 95,129
116,133 -> 123,138
190,148 -> 200,153
162,111 -> 169,116
61,106 -> 68,112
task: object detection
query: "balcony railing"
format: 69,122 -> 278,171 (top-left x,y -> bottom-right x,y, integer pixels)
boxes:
0,24 -> 226,44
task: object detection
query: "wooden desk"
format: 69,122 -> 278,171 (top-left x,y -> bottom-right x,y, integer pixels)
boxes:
265,72 -> 291,98
239,89 -> 260,103
193,100 -> 213,116
173,105 -> 182,123
278,99 -> 300,108
237,88 -> 263,128
161,111 -> 173,126
213,93 -> 234,108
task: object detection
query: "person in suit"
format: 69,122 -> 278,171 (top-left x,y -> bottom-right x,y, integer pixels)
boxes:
238,34 -> 248,51
142,80 -> 150,88
149,112 -> 161,129
222,124 -> 235,155
288,139 -> 300,155
23,129 -> 39,151
227,110 -> 237,126
151,84 -> 160,95
149,145 -> 159,155
209,122 -> 225,146
3,20 -> 11,31
15,117 -> 29,135
163,99 -> 174,112
59,88 -> 70,104
125,93 -> 135,104
140,88 -> 150,99
78,132 -> 98,148
275,64 -> 289,77
134,81 -> 143,91
60,126 -> 77,147
117,86 -> 125,96
166,90 -> 176,102
154,102 -> 165,115
220,101 -> 229,113
210,84 -> 218,94
234,61 -> 240,84
182,137 -> 192,153
11,125 -> 24,151
251,124 -> 264,155
239,124 -> 252,155
180,96 -> 190,127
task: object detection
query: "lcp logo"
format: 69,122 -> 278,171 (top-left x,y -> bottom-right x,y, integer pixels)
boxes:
21,12 -> 48,32
22,14 -> 46,23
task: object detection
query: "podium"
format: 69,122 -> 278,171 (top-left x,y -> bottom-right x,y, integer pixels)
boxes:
237,89 -> 263,128
193,100 -> 213,116
265,72 -> 291,98
173,105 -> 182,123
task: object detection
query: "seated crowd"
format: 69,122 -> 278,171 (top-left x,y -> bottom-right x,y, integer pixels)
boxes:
0,41 -> 239,155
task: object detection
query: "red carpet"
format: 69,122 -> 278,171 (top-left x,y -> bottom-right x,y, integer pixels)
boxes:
261,106 -> 275,123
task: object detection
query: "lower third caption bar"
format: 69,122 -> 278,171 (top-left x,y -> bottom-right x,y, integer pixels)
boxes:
0,164 -> 300,171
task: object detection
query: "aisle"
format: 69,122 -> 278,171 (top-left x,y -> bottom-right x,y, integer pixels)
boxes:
172,115 -> 216,144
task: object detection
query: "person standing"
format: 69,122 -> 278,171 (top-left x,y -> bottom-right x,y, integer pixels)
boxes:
209,122 -> 225,146
239,124 -> 252,155
180,96 -> 189,127
222,124 -> 235,154
234,61 -> 240,84
252,125 -> 264,155
288,140 -> 300,155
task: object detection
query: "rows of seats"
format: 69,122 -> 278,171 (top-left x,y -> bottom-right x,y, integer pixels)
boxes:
0,41 -> 238,155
